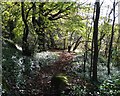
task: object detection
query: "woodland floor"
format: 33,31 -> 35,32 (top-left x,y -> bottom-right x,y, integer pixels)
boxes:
25,50 -> 98,96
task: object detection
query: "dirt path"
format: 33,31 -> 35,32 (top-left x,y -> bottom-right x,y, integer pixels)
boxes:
26,51 -> 96,96
30,52 -> 75,95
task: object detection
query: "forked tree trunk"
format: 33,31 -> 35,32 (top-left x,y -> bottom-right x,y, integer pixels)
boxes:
21,2 -> 31,56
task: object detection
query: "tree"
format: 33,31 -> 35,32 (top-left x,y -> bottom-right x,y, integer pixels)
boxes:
21,2 -> 33,56
92,0 -> 100,81
107,0 -> 116,75
31,2 -> 77,51
2,2 -> 82,53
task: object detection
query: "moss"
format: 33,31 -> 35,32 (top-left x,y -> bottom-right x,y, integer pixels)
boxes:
51,74 -> 69,94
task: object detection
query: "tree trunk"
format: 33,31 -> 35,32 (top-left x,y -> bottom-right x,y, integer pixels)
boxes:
83,48 -> 87,72
116,25 -> 120,51
7,19 -> 16,40
49,33 -> 56,49
98,33 -> 105,51
92,1 -> 100,81
90,38 -> 93,78
107,1 -> 116,75
32,3 -> 46,52
63,38 -> 66,50
89,20 -> 94,78
72,36 -> 82,51
84,9 -> 90,72
21,2 -> 31,56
